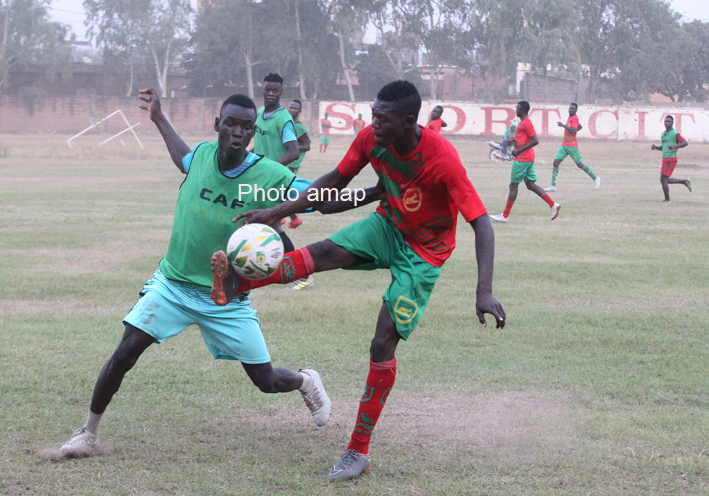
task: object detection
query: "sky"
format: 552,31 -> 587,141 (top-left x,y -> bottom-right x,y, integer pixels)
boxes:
50,0 -> 709,42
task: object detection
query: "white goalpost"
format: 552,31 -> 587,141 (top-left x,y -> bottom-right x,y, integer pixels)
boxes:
66,110 -> 144,149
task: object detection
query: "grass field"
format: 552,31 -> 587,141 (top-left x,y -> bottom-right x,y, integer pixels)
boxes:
1,132 -> 708,495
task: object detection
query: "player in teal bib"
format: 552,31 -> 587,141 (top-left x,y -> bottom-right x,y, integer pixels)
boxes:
57,89 -> 333,457
651,115 -> 691,202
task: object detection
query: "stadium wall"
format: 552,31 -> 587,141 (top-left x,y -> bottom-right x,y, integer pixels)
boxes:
2,96 -> 707,143
320,101 -> 709,143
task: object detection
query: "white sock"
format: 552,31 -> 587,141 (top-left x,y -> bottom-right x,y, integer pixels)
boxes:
298,371 -> 313,392
85,411 -> 103,435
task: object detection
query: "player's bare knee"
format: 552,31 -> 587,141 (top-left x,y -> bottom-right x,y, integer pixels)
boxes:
251,374 -> 278,394
576,162 -> 584,169
525,181 -> 536,190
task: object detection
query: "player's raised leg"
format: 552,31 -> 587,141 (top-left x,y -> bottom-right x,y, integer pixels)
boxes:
211,240 -> 359,305
60,324 -> 155,455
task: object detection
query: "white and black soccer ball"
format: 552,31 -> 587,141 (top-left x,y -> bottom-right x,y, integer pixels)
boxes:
226,224 -> 284,280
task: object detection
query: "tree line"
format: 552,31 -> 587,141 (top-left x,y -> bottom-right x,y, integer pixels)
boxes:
1,0 -> 707,103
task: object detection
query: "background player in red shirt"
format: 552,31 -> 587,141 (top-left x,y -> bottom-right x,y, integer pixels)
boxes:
352,113 -> 366,138
211,80 -> 505,481
490,101 -> 560,222
425,105 -> 447,133
544,103 -> 600,192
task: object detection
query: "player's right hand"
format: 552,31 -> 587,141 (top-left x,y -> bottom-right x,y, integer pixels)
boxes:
476,293 -> 506,329
233,208 -> 277,227
138,88 -> 162,121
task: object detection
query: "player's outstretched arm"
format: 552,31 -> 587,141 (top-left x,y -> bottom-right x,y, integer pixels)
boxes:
235,167 -> 353,225
316,181 -> 384,214
470,214 -> 505,328
138,88 -> 191,172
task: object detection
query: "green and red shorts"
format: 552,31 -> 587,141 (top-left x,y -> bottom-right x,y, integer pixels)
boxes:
328,213 -> 442,339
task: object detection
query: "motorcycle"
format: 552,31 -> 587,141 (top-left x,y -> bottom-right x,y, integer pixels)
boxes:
486,141 -> 514,162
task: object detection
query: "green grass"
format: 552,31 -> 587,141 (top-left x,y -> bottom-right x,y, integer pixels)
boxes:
1,134 -> 708,495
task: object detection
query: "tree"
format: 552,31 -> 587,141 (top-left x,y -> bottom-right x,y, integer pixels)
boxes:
576,0 -> 678,102
653,20 -> 709,102
521,0 -> 580,102
84,0 -> 192,98
470,0 -> 526,100
366,0 -> 419,81
0,0 -> 69,96
184,0 -> 261,98
396,0 -> 472,100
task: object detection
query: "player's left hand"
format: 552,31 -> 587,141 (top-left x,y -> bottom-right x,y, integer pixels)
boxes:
557,121 -> 564,127
233,208 -> 277,226
476,292 -> 505,329
137,88 -> 162,121
511,148 -> 520,157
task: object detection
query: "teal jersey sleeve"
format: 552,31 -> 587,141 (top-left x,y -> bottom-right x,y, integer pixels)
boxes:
282,121 -> 296,143
289,177 -> 312,195
182,142 -> 208,173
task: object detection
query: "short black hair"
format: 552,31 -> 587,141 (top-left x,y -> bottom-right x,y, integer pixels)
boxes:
570,102 -> 578,107
263,73 -> 284,85
518,100 -> 531,113
291,99 -> 302,107
666,115 -> 674,121
220,94 -> 256,115
377,80 -> 421,119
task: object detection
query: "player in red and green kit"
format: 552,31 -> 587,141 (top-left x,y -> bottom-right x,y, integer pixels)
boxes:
544,103 -> 600,192
319,111 -> 331,152
352,113 -> 366,138
425,105 -> 447,133
490,101 -> 560,223
651,115 -> 691,203
210,80 -> 506,481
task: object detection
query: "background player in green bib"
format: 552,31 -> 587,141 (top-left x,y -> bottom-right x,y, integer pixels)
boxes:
57,89 -> 331,456
286,98 -> 311,232
651,115 -> 691,203
544,103 -> 600,192
319,111 -> 331,153
211,80 -> 506,481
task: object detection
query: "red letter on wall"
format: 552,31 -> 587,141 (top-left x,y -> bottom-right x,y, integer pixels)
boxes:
441,105 -> 466,134
529,108 -> 561,137
635,111 -> 649,140
661,112 -> 695,134
325,102 -> 355,131
588,110 -> 618,139
481,107 -> 515,136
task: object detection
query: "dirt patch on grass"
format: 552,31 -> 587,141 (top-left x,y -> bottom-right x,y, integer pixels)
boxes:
221,389 -> 577,464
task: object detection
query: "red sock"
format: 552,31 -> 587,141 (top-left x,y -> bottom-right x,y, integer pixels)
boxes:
236,247 -> 314,293
503,200 -> 514,218
541,194 -> 555,207
347,358 -> 397,455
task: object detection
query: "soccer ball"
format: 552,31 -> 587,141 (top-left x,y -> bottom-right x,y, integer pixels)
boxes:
226,224 -> 284,280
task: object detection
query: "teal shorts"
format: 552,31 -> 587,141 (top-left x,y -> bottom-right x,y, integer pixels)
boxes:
319,134 -> 330,146
123,270 -> 270,364
511,161 -> 537,183
554,145 -> 583,164
328,213 -> 443,339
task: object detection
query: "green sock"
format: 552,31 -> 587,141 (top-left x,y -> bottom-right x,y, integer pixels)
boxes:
551,166 -> 559,186
582,165 -> 597,180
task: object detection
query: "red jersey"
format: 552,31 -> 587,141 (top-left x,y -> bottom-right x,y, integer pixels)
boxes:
353,118 -> 366,133
563,114 -> 579,146
514,117 -> 536,162
320,118 -> 331,135
426,118 -> 443,133
337,125 -> 487,266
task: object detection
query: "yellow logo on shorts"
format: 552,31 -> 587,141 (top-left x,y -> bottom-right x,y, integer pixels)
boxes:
403,187 -> 422,212
394,296 -> 418,324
